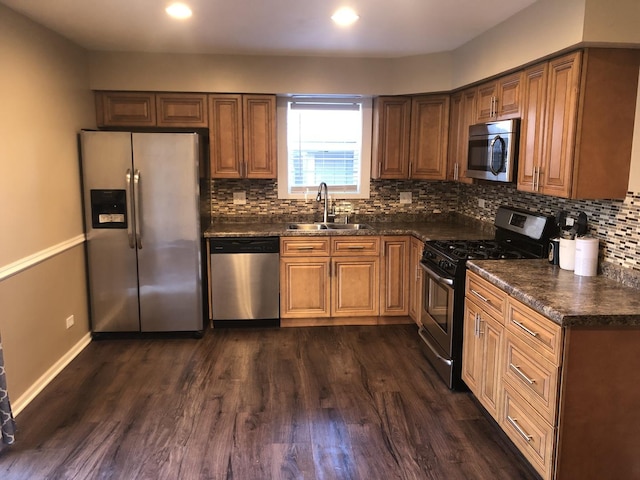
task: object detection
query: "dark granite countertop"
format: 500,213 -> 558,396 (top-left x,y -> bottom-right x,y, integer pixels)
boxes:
203,215 -> 495,242
467,259 -> 640,328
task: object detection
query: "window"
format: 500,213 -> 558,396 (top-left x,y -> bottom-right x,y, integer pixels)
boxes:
277,96 -> 372,199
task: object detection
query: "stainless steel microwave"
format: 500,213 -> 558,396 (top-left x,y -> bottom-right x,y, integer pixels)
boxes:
467,119 -> 520,182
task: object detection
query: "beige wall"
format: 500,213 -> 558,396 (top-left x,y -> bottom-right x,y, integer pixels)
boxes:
583,0 -> 640,45
0,4 -> 94,403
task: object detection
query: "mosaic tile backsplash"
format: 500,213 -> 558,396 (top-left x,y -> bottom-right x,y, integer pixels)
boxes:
209,178 -> 640,274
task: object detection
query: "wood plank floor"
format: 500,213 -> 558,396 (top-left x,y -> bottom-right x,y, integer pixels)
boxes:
0,325 -> 538,479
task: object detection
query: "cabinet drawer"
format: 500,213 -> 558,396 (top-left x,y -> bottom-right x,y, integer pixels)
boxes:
501,383 -> 555,480
466,271 -> 507,323
280,238 -> 330,256
504,333 -> 559,425
331,236 -> 380,256
506,298 -> 563,364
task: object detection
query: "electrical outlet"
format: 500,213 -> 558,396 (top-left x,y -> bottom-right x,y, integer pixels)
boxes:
233,191 -> 247,205
478,198 -> 486,208
399,192 -> 412,204
65,315 -> 75,329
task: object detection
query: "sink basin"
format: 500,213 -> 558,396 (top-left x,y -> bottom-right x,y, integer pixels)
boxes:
287,223 -> 372,231
326,223 -> 372,230
287,223 -> 328,230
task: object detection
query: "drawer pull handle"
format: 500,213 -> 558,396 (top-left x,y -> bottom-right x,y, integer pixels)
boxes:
347,245 -> 365,249
507,415 -> 533,442
471,289 -> 491,303
295,246 -> 315,250
510,364 -> 536,384
513,319 -> 539,337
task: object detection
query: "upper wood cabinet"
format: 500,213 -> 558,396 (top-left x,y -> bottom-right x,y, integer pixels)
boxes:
209,94 -> 277,179
372,96 -> 412,178
95,91 -> 208,128
409,95 -> 450,180
517,49 -> 640,199
475,71 -> 523,122
447,88 -> 476,183
372,95 -> 449,180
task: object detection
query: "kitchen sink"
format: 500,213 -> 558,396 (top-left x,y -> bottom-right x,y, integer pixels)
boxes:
287,223 -> 329,230
325,223 -> 372,230
287,223 -> 372,231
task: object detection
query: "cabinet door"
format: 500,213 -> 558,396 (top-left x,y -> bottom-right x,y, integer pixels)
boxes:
381,236 -> 410,316
479,313 -> 504,419
409,95 -> 449,180
372,97 -> 411,179
280,257 -> 330,318
447,89 -> 475,183
496,72 -> 523,119
156,93 -> 208,127
462,300 -> 483,393
476,82 -> 498,123
209,94 -> 243,178
332,257 -> 379,317
95,91 -> 156,127
517,63 -> 548,193
243,95 -> 277,178
408,236 -> 423,324
540,52 -> 581,198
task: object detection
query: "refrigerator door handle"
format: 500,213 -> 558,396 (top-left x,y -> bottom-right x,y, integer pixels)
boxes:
133,169 -> 142,249
125,169 -> 135,249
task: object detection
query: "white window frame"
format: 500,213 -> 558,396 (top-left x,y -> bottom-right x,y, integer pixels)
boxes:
277,96 -> 372,200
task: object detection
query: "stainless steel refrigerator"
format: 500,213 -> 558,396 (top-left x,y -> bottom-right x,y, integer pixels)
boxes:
80,131 -> 203,334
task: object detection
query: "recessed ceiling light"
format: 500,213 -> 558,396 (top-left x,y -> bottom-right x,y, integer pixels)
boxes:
331,7 -> 359,27
166,3 -> 192,19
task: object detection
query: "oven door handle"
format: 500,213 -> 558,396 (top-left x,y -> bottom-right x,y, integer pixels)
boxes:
418,328 -> 453,366
420,262 -> 454,286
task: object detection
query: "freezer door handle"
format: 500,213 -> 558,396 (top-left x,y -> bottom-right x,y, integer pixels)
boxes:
125,169 -> 135,249
133,169 -> 142,249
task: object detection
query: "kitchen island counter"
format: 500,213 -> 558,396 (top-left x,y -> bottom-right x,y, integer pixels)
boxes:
467,259 -> 640,327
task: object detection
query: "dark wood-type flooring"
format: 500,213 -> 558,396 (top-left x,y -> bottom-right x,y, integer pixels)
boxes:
0,325 -> 538,479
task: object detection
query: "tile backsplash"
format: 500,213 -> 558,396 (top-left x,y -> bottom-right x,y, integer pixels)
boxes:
209,179 -> 640,275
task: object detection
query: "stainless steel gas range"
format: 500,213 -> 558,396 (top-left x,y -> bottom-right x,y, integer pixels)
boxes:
417,206 -> 557,390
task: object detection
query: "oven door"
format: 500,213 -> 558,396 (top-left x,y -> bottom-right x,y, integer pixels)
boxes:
419,262 -> 455,357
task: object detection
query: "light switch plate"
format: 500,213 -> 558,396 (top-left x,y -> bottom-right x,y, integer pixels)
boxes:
233,191 -> 247,205
399,192 -> 412,204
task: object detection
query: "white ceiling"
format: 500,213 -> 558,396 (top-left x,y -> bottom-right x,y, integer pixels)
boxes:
1,0 -> 538,58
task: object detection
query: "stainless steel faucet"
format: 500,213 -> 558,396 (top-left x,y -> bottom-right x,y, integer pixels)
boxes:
316,182 -> 329,223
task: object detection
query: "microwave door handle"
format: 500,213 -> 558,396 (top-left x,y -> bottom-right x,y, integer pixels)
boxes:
489,135 -> 505,176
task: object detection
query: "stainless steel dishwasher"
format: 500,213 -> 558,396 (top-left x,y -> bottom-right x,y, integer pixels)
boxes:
209,237 -> 280,324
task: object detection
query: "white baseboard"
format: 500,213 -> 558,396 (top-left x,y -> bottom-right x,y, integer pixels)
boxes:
12,332 -> 92,417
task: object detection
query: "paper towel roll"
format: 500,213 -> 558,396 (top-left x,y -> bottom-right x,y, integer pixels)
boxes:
574,237 -> 599,276
559,238 -> 576,270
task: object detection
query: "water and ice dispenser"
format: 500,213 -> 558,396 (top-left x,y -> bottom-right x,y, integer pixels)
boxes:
90,189 -> 127,229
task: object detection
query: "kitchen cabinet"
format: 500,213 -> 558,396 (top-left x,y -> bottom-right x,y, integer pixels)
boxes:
279,238 -> 331,318
372,95 -> 449,180
371,96 -> 412,178
408,236 -> 423,324
209,94 -> 277,179
517,48 -> 640,199
465,268 -> 640,480
475,71 -> 522,122
95,91 -> 208,128
280,236 -> 379,319
380,236 -> 410,316
462,272 -> 507,419
447,88 -> 476,183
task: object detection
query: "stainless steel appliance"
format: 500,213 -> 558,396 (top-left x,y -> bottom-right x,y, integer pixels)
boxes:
467,119 -> 520,182
80,131 -> 204,335
418,206 -> 556,389
210,237 -> 280,324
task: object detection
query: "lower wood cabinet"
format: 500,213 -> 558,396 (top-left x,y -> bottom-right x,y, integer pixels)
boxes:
465,270 -> 640,480
380,236 -> 410,316
280,236 -> 380,320
408,236 -> 423,324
